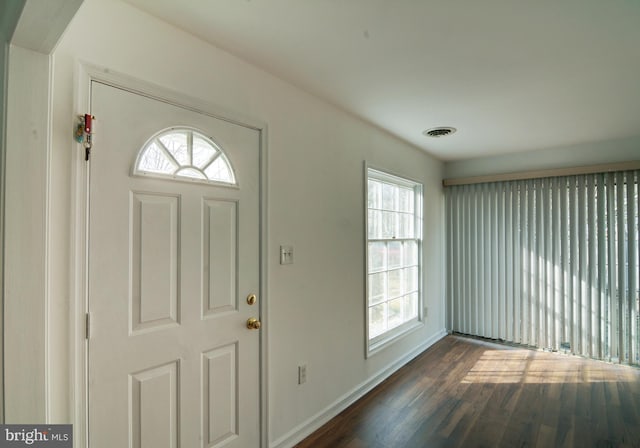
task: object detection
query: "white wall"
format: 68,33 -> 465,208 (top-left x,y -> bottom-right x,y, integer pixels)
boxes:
50,0 -> 445,445
2,0 -> 83,424
0,0 -> 28,423
0,40 -> 5,424
444,135 -> 640,179
4,44 -> 50,424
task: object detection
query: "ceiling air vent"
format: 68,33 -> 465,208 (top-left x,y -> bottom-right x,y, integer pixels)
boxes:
423,127 -> 457,138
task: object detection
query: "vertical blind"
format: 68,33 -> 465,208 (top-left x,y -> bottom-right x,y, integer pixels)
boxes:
446,170 -> 639,365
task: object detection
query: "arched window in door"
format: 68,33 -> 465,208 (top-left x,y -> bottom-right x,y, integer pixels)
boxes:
134,127 -> 236,185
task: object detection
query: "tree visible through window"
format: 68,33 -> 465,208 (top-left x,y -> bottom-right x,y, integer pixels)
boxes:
366,167 -> 423,351
134,128 -> 236,185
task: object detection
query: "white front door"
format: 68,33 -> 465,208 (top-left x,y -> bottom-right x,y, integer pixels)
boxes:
87,81 -> 261,447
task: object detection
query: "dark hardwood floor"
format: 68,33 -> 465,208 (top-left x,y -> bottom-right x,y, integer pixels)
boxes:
295,335 -> 640,448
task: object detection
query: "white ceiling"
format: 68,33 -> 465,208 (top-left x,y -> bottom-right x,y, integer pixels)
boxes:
123,0 -> 640,161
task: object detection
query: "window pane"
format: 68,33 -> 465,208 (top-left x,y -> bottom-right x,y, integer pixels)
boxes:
159,133 -> 189,165
388,269 -> 402,298
387,241 -> 402,269
403,241 -> 418,266
388,297 -> 404,329
205,156 -> 233,182
381,183 -> 396,211
368,180 -> 381,209
138,143 -> 177,174
404,293 -> 418,320
404,266 -> 418,293
381,211 -> 396,238
369,303 -> 387,338
368,272 -> 386,305
368,210 -> 381,239
399,213 -> 414,238
398,187 -> 414,213
368,242 -> 386,272
193,135 -> 218,168
177,167 -> 206,179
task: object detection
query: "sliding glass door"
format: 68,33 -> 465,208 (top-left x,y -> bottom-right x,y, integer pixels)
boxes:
446,170 -> 639,365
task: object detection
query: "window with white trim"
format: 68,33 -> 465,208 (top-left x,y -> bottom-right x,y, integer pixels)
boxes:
366,167 -> 423,351
134,128 -> 236,185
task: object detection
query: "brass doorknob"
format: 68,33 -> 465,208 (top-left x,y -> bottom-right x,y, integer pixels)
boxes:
246,318 -> 261,330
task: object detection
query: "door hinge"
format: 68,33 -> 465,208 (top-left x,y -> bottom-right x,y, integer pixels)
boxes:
85,312 -> 91,340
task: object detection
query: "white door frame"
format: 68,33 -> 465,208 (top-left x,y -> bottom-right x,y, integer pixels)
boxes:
71,62 -> 269,447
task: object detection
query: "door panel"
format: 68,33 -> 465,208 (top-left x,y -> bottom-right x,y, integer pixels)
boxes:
202,343 -> 238,446
130,192 -> 180,333
130,361 -> 179,448
202,199 -> 238,316
88,81 -> 260,447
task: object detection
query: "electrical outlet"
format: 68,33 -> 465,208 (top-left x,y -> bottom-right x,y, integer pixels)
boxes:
298,364 -> 307,385
280,245 -> 294,265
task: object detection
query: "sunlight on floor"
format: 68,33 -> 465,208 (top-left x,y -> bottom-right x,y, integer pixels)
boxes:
461,349 -> 636,384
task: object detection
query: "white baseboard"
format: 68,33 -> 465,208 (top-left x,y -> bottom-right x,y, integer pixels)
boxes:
269,328 -> 448,448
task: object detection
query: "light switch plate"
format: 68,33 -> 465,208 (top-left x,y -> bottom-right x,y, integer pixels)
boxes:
280,245 -> 294,264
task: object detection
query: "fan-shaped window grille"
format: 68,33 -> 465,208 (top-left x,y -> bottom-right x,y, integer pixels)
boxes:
134,128 -> 236,185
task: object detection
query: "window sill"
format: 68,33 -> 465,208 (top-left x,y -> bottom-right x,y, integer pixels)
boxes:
367,319 -> 424,358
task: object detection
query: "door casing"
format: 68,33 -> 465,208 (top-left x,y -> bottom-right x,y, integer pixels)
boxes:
71,63 -> 269,447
